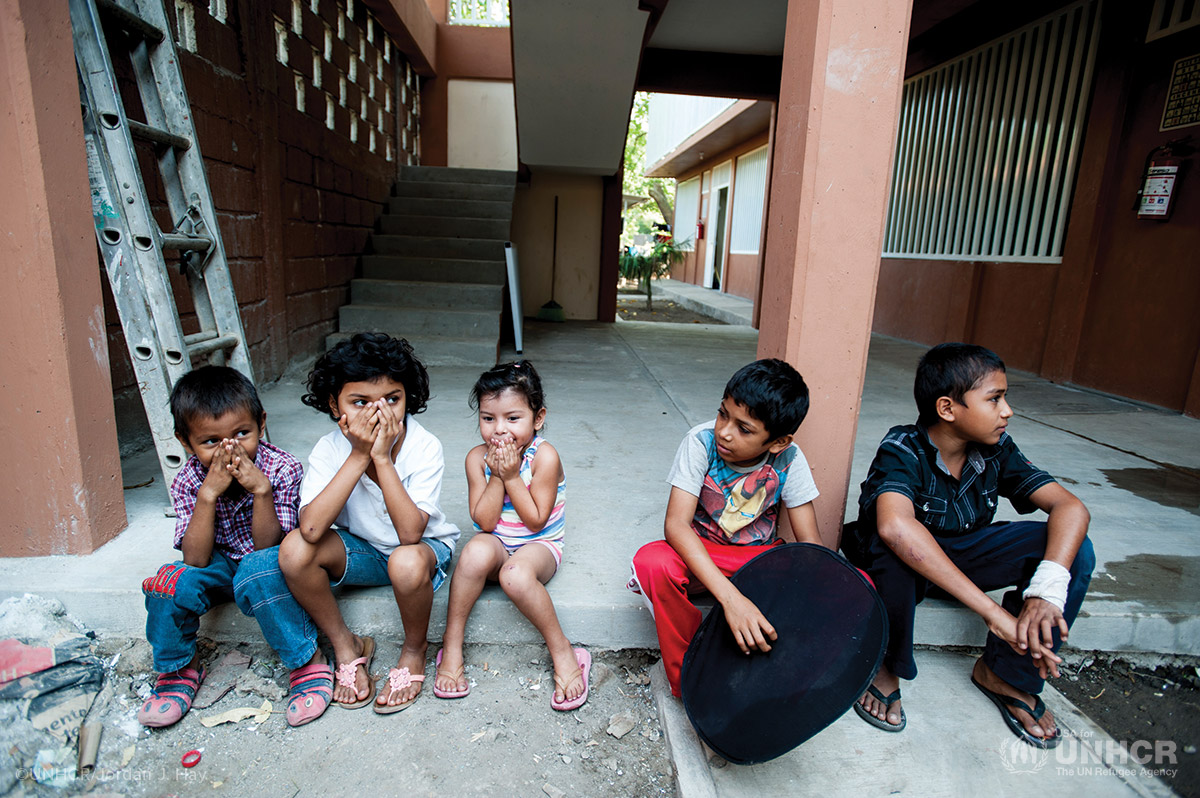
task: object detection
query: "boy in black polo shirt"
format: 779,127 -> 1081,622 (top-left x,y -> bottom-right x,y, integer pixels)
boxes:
843,343 -> 1093,748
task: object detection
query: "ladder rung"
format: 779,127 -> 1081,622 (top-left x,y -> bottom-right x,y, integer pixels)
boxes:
160,232 -> 213,252
95,0 -> 164,43
129,119 -> 190,150
186,333 -> 240,357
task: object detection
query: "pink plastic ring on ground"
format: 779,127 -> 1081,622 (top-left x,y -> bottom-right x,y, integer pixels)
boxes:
181,750 -> 202,768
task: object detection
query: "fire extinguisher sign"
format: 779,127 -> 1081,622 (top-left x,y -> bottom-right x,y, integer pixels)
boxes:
1138,164 -> 1178,218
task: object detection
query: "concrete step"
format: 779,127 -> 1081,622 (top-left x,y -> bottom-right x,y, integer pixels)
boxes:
393,181 -> 515,202
378,214 -> 510,240
338,304 -> 501,338
324,332 -> 499,367
350,278 -> 503,311
361,255 -> 507,285
371,234 -> 507,260
399,165 -> 516,185
387,196 -> 512,219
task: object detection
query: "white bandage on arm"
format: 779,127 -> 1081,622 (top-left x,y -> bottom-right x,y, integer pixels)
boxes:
1022,560 -> 1071,612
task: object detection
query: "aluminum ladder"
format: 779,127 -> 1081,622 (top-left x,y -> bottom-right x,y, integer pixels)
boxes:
71,0 -> 254,493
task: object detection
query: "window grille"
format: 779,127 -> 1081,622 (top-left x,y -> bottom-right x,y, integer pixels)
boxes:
730,146 -> 768,254
1147,0 -> 1200,41
883,0 -> 1101,263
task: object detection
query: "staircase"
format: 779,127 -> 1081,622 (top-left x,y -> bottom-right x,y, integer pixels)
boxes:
328,166 -> 516,365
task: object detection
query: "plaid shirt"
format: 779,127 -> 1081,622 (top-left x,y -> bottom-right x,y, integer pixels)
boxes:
170,440 -> 303,560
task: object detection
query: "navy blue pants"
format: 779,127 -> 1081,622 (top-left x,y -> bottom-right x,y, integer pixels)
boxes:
845,520 -> 1094,694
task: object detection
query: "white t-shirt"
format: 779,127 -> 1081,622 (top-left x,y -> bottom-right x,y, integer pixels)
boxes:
299,415 -> 460,556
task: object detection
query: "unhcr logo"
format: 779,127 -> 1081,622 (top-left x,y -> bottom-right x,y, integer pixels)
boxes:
999,730 -> 1180,778
1000,737 -> 1049,773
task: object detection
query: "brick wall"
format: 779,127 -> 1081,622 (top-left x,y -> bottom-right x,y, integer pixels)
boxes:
101,0 -> 421,450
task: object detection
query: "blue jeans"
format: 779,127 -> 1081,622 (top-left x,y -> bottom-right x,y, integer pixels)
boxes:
846,520 -> 1095,694
143,551 -> 240,672
233,531 -> 453,670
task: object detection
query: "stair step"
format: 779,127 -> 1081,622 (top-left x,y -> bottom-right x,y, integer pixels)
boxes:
326,332 -> 499,366
378,215 -> 510,240
371,234 -> 507,260
338,304 -> 500,338
387,196 -> 512,219
350,279 -> 502,311
399,166 -> 516,185
361,255 -> 506,284
393,181 -> 515,202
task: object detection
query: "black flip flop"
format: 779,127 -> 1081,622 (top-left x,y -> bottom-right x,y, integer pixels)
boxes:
971,674 -> 1061,749
853,684 -> 906,732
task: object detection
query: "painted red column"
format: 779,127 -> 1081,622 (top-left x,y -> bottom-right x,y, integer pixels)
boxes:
0,0 -> 127,554
757,0 -> 911,547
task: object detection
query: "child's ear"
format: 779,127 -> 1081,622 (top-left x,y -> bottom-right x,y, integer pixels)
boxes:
328,396 -> 339,419
175,432 -> 195,456
935,396 -> 956,423
258,412 -> 268,435
533,407 -> 547,431
767,433 -> 794,454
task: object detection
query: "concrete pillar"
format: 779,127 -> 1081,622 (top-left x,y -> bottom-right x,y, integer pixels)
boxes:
0,0 -> 127,554
757,0 -> 911,547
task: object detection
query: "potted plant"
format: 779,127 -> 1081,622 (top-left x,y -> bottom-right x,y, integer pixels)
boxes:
618,231 -> 689,311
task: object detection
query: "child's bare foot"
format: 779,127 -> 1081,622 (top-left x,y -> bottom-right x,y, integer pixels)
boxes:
434,645 -> 469,696
859,665 -> 904,728
376,641 -> 428,710
331,634 -> 374,706
971,658 -> 1059,742
550,644 -> 585,704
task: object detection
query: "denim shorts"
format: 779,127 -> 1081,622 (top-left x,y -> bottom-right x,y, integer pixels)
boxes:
329,530 -> 453,592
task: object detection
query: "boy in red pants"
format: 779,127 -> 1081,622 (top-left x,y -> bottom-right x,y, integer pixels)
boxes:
628,359 -> 823,695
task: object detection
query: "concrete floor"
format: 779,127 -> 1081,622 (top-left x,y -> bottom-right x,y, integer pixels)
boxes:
2,315 -> 1197,797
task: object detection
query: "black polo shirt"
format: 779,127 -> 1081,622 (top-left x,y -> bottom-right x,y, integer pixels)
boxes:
855,423 -> 1056,539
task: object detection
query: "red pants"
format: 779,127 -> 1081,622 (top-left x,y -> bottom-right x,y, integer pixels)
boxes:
629,538 -> 776,697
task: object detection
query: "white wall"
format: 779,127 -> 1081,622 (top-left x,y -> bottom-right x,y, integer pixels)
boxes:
447,79 -> 518,170
645,93 -> 736,169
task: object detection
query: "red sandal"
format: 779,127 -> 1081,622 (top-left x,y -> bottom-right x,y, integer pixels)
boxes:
286,662 -> 334,727
138,666 -> 206,728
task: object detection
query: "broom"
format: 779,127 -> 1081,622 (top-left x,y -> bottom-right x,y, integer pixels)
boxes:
536,195 -> 566,322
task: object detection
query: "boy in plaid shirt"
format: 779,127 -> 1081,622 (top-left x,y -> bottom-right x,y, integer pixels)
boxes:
138,366 -> 303,728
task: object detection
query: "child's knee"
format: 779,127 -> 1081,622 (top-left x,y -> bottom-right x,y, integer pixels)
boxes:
498,561 -> 540,597
632,540 -> 681,584
143,563 -> 189,601
278,532 -> 317,576
458,536 -> 500,574
232,548 -> 281,605
387,545 -> 430,591
1070,537 -> 1096,582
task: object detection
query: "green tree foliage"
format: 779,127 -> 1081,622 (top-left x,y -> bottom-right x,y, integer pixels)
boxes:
618,234 -> 686,310
622,93 -> 676,244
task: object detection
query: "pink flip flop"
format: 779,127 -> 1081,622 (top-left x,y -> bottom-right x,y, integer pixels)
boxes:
333,636 -> 376,709
286,662 -> 334,727
433,648 -> 470,699
374,666 -> 425,714
551,648 -> 590,711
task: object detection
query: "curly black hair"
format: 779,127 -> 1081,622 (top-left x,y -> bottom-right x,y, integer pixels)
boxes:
301,333 -> 430,420
469,360 -> 545,416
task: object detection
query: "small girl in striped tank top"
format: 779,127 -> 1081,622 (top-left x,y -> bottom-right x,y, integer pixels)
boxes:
434,361 -> 588,710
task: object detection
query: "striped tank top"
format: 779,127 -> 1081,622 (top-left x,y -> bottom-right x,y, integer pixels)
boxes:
477,435 -> 565,549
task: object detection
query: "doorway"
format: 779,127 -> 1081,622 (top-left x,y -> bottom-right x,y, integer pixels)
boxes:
703,161 -> 731,290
